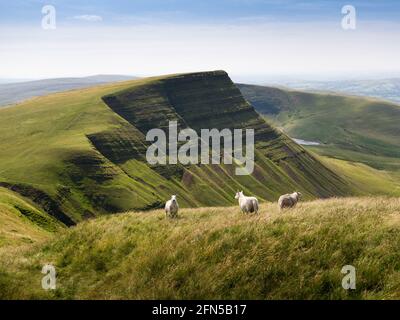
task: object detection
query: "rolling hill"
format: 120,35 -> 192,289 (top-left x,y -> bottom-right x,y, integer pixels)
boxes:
0,71 -> 356,226
238,84 -> 400,171
0,75 -> 137,108
2,197 -> 400,299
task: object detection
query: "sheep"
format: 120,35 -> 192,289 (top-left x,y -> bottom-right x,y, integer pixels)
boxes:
278,191 -> 302,210
165,195 -> 179,218
235,191 -> 259,214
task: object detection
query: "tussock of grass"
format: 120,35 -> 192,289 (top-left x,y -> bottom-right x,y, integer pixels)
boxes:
2,197 -> 400,299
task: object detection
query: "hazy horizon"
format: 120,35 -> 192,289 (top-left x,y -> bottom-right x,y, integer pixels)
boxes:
2,71 -> 400,86
1,1 -> 400,80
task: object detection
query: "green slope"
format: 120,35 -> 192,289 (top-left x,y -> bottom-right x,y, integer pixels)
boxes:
3,197 -> 400,299
0,187 -> 61,250
0,71 -> 353,224
238,84 -> 400,170
318,157 -> 400,197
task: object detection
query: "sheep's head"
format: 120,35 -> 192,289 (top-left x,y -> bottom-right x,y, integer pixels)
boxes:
234,191 -> 243,199
296,192 -> 302,198
171,195 -> 177,202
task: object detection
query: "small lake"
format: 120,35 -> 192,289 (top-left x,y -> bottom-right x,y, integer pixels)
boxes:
293,138 -> 321,146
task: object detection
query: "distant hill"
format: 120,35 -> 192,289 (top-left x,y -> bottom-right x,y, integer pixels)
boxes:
0,78 -> 31,84
265,78 -> 400,103
0,71 -> 354,225
238,83 -> 400,171
0,75 -> 138,107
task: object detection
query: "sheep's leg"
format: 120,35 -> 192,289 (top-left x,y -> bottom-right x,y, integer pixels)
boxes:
254,201 -> 259,214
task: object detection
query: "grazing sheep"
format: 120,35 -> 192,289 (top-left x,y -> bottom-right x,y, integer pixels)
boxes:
165,195 -> 179,218
278,191 -> 302,210
235,191 -> 259,214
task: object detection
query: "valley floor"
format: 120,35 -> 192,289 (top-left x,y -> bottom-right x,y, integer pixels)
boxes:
2,196 -> 400,299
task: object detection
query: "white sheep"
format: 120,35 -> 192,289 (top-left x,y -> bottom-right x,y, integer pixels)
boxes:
165,195 -> 179,218
278,191 -> 302,210
235,191 -> 259,214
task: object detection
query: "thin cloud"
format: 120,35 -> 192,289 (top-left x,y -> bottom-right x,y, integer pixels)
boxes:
73,15 -> 103,22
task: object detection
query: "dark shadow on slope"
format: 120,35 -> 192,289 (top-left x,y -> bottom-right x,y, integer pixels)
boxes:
0,182 -> 75,226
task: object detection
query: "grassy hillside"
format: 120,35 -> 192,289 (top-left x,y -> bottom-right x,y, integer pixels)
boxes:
0,71 -> 353,225
2,197 -> 400,299
238,84 -> 400,171
318,157 -> 400,196
0,187 -> 61,251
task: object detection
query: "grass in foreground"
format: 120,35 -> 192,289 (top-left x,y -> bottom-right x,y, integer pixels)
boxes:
2,197 -> 400,299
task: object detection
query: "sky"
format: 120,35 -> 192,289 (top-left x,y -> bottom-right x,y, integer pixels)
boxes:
1,0 -> 400,81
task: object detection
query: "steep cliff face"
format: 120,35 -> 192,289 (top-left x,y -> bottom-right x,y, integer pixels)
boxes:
0,71 -> 352,224
97,71 -> 350,207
